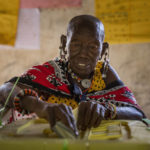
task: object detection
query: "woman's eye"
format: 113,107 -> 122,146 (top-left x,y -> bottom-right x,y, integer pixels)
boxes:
69,43 -> 81,53
75,44 -> 81,47
89,45 -> 98,50
71,43 -> 81,47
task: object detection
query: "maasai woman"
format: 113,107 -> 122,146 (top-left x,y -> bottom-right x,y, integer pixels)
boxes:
0,15 -> 146,136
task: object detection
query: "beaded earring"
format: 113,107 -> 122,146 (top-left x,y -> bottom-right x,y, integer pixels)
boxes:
101,42 -> 110,79
59,35 -> 67,61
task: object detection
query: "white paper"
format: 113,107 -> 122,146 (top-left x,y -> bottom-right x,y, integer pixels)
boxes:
0,8 -> 40,50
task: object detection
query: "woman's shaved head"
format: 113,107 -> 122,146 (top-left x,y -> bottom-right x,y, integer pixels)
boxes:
67,15 -> 105,42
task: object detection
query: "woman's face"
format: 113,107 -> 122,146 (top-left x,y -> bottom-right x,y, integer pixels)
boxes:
66,26 -> 103,79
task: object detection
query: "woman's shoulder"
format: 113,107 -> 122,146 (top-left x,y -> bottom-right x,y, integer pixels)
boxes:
104,64 -> 124,88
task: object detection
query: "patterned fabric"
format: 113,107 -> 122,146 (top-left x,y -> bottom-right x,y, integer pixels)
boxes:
5,58 -> 145,124
88,61 -> 106,92
47,95 -> 78,109
10,59 -> 107,109
87,86 -> 140,109
45,61 -> 106,109
21,59 -> 71,96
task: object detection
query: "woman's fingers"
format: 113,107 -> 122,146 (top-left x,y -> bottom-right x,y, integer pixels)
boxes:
55,106 -> 73,128
77,101 -> 86,130
77,101 -> 106,131
87,104 -> 100,129
84,102 -> 94,128
78,101 -> 98,130
67,105 -> 79,136
46,105 -> 56,128
46,103 -> 78,136
59,104 -> 78,135
47,101 -> 106,134
93,116 -> 102,128
93,105 -> 105,127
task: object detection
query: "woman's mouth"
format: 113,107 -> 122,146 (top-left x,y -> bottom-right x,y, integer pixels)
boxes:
78,63 -> 86,67
71,57 -> 91,71
77,63 -> 90,69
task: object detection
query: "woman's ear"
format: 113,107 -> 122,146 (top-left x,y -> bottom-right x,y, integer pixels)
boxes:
101,42 -> 109,58
60,34 -> 67,49
59,34 -> 67,60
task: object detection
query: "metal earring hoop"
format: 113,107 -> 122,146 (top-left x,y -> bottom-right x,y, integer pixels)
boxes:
102,43 -> 110,79
59,46 -> 67,61
99,55 -> 102,60
59,35 -> 67,61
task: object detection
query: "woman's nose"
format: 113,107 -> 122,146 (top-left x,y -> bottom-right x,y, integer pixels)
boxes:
79,44 -> 88,55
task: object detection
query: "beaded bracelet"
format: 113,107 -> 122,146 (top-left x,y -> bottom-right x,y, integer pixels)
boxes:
108,103 -> 117,119
14,89 -> 38,114
100,102 -> 117,120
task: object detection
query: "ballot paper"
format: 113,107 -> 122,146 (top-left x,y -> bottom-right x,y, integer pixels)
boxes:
1,108 -> 150,142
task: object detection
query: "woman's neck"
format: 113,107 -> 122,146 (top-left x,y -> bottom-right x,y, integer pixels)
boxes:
68,68 -> 94,89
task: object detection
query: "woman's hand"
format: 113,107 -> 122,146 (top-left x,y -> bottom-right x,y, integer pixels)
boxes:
44,103 -> 78,136
77,100 -> 106,131
19,95 -> 79,136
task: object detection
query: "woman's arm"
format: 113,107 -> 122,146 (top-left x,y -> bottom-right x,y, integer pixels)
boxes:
0,82 -> 78,135
115,106 -> 145,120
0,82 -> 22,109
105,64 -> 122,86
77,101 -> 145,131
17,94 -> 78,135
104,65 -> 146,119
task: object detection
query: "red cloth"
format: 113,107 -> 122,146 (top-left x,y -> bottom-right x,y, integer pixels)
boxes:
87,86 -> 141,109
22,61 -> 71,96
21,60 -> 142,111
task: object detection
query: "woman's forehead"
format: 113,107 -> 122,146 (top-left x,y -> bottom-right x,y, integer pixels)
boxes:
67,20 -> 104,41
68,26 -> 103,43
69,20 -> 99,32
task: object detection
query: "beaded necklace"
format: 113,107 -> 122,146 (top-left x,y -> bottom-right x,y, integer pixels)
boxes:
68,67 -> 92,89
